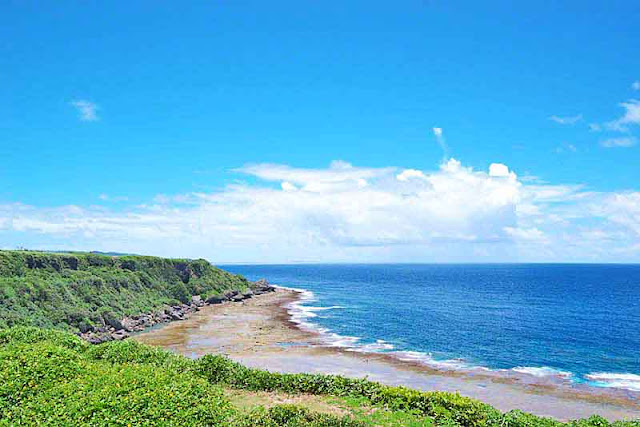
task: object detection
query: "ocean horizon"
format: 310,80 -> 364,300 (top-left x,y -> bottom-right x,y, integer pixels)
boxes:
223,263 -> 640,393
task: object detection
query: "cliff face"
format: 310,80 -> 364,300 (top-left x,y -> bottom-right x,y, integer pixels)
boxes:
0,250 -> 249,333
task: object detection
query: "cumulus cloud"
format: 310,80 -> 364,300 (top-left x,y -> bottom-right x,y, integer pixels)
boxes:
549,114 -> 583,125
1,159 -> 640,262
488,163 -> 511,178
71,100 -> 99,121
396,169 -> 427,182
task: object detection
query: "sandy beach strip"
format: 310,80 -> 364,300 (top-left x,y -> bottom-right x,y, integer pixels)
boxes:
134,288 -> 640,422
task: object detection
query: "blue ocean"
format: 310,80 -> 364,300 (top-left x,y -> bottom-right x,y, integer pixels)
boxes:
222,264 -> 640,391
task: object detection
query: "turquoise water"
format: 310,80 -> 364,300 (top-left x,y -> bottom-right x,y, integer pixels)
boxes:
222,264 -> 640,391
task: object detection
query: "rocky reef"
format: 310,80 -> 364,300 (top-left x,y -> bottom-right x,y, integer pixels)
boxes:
80,279 -> 276,344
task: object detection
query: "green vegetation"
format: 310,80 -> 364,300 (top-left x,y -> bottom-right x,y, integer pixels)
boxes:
225,389 -> 434,426
0,327 -> 637,426
0,250 -> 249,331
0,250 -> 638,426
0,327 -> 361,426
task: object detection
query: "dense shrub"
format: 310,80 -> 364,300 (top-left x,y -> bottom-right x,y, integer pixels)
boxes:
0,326 -> 89,351
0,342 -> 85,408
87,338 -> 192,373
0,327 -> 235,426
0,250 -> 249,331
11,364 -> 234,426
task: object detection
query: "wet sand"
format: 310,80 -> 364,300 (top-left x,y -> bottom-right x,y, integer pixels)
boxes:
135,289 -> 640,422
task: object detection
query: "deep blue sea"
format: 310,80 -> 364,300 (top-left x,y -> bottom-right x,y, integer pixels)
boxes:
221,264 -> 640,391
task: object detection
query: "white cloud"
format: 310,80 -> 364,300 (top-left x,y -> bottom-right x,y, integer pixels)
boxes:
604,99 -> 640,131
488,163 -> 511,178
71,100 -> 99,121
99,194 -> 129,202
281,181 -> 297,192
549,114 -> 582,125
237,161 -> 391,193
600,137 -> 637,148
632,81 -> 640,91
432,127 -> 449,159
592,192 -> 640,236
2,159 -> 640,262
396,169 -> 427,181
555,143 -> 578,154
504,226 -> 547,242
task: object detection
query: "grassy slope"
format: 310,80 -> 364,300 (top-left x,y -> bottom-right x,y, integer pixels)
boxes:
0,250 -> 249,332
1,327 -> 637,427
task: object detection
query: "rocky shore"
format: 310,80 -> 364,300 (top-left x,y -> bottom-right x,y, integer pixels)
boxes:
80,279 -> 276,344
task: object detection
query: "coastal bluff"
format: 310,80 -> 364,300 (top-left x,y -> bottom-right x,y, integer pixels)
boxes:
0,250 -> 273,343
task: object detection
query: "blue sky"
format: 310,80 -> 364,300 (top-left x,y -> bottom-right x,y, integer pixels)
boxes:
1,1 -> 639,263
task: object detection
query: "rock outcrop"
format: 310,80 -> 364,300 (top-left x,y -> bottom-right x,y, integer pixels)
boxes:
80,278 -> 276,344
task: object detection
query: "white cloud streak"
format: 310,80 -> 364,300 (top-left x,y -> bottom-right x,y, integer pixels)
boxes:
432,127 -> 449,160
549,114 -> 583,125
99,194 -> 129,202
600,137 -> 637,148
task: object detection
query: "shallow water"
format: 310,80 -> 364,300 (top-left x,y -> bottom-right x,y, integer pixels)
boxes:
223,264 -> 640,393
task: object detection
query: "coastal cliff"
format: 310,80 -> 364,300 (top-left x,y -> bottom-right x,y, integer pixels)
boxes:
0,250 -> 272,342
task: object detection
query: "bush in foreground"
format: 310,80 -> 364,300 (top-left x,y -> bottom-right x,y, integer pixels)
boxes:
0,327 -> 361,426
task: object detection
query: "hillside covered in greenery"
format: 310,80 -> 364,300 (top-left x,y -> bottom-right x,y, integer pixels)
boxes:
0,250 -> 249,332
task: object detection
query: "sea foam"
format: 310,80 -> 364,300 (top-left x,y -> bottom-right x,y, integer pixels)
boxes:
585,373 -> 640,391
512,366 -> 573,379
278,285 -> 474,371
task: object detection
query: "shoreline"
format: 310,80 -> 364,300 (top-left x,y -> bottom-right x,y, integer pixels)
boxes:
134,288 -> 640,422
279,286 -> 640,402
